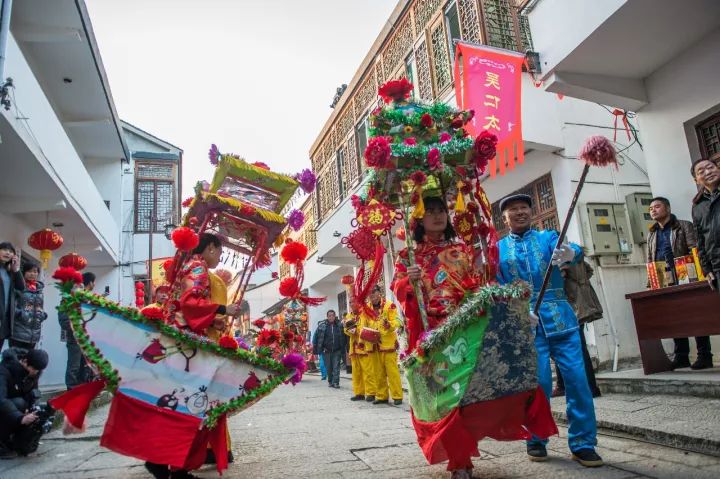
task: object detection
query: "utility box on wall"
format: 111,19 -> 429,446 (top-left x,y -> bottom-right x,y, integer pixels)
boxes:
580,203 -> 633,256
625,192 -> 654,244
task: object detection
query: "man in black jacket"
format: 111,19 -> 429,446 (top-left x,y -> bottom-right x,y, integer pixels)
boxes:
0,348 -> 49,458
691,157 -> 720,370
0,242 -> 25,349
647,197 -> 709,369
312,310 -> 346,389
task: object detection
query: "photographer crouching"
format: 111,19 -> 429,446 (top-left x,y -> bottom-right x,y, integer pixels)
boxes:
0,348 -> 53,458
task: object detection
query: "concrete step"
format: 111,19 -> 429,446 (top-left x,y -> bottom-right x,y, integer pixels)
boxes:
596,367 -> 720,399
551,392 -> 720,457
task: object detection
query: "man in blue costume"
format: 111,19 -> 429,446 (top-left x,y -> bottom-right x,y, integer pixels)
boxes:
496,194 -> 602,467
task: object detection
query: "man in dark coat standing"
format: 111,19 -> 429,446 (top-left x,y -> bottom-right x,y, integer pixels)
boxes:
0,242 -> 25,350
646,196 -> 709,369
691,157 -> 720,370
312,310 -> 346,389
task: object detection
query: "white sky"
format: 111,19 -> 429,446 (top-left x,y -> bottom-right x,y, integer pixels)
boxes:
85,0 -> 397,199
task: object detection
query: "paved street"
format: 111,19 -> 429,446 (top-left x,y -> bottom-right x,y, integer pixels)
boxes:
2,373 -> 719,479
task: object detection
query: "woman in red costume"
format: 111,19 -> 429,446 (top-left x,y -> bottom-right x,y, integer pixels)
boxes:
147,233 -> 241,479
167,233 -> 243,335
392,196 -> 557,479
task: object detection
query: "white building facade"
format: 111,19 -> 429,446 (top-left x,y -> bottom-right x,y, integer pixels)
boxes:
522,0 -> 720,359
0,0 -> 180,387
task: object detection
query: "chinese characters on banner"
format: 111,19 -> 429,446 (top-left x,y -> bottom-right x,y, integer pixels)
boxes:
454,43 -> 525,177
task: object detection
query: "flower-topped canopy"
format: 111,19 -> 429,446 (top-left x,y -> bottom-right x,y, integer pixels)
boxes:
353,78 -> 501,284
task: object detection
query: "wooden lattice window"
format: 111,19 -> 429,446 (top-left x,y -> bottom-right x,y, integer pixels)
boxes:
382,15 -> 414,79
490,173 -> 558,237
457,0 -> 482,44
336,148 -> 347,200
345,135 -> 360,187
430,20 -> 453,92
444,1 -> 463,60
279,261 -> 292,280
355,114 -> 370,174
355,70 -> 378,115
134,162 -> 176,233
697,111 -> 720,159
479,0 -> 533,53
413,0 -> 443,34
415,39 -> 434,101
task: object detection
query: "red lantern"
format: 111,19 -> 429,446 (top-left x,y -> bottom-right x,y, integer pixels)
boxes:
135,281 -> 146,308
28,228 -> 64,268
58,252 -> 87,271
340,275 -> 354,286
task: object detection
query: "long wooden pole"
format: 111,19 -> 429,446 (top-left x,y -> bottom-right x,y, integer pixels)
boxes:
533,163 -> 590,315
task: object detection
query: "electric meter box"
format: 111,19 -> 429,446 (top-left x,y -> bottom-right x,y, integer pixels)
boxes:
580,203 -> 633,256
625,192 -> 654,244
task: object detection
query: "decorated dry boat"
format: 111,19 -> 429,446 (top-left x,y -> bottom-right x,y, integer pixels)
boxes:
49,152 -> 312,472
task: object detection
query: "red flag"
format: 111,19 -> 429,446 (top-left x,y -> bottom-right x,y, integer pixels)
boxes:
48,379 -> 106,429
455,43 -> 525,177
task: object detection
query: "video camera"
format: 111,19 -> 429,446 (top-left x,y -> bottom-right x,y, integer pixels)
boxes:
12,402 -> 55,456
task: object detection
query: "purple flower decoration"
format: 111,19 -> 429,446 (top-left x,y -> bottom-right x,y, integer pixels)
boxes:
236,336 -> 250,351
281,352 -> 307,386
295,169 -> 317,194
208,144 -> 220,165
287,209 -> 305,231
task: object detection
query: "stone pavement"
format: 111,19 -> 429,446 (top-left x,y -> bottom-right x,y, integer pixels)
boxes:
550,392 -> 720,456
3,373 -> 720,479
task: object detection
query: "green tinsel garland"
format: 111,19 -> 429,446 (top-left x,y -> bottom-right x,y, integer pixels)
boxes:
57,285 -> 292,429
389,136 -> 474,160
400,281 -> 531,368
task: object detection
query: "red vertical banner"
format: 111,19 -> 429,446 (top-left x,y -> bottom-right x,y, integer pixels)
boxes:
455,43 -> 524,178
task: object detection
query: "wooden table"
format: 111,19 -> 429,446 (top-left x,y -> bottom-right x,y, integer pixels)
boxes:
625,282 -> 720,374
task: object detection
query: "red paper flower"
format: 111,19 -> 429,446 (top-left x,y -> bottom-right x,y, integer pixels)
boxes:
240,204 -> 256,216
473,131 -> 498,172
140,306 -> 164,320
218,335 -> 239,350
427,148 -> 441,171
171,227 -> 199,252
378,78 -> 414,103
403,137 -> 417,146
181,197 -> 194,208
439,132 -> 452,144
283,331 -> 295,342
473,131 -> 498,159
420,113 -> 433,128
450,114 -> 465,128
52,267 -> 83,285
257,329 -> 280,346
281,240 -> 308,265
252,319 -> 266,329
293,334 -> 304,343
364,136 -> 393,169
409,171 -> 427,186
279,277 -> 300,298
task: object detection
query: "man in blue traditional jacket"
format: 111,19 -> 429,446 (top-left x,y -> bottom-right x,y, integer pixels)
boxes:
496,194 -> 602,468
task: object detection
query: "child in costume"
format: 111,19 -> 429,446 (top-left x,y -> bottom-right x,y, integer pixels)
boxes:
392,196 -> 557,479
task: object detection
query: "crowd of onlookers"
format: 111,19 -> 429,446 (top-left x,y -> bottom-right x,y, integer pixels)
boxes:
0,241 -> 98,459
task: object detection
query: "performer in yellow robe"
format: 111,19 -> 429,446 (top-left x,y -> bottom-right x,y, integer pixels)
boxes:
368,286 -> 403,405
344,302 -> 379,402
